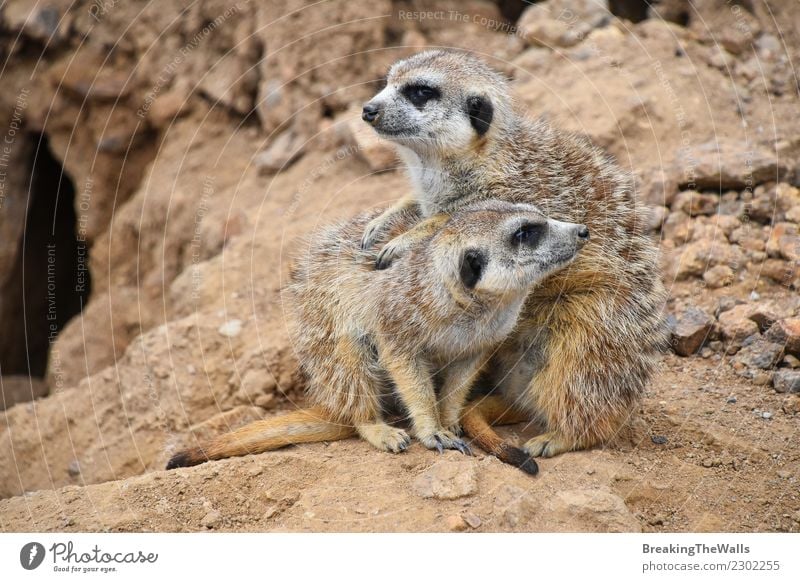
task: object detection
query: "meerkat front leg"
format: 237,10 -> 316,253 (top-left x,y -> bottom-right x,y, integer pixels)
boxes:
380,348 -> 471,454
375,213 -> 450,270
361,195 -> 419,250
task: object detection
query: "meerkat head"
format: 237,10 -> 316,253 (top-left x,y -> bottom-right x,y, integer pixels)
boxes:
434,200 -> 589,301
362,50 -> 512,156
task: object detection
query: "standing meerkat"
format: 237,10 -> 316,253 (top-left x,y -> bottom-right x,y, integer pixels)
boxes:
360,50 -> 668,458
167,200 -> 589,472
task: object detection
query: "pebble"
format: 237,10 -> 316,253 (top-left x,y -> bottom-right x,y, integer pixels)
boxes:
462,512 -> 481,529
201,510 -> 222,528
218,319 -> 243,338
67,460 -> 81,477
776,470 -> 791,479
651,435 -> 668,445
412,461 -> 478,500
726,396 -> 737,404
762,411 -> 773,419
444,514 -> 468,532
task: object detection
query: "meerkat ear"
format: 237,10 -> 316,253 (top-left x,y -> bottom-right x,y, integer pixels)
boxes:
460,250 -> 486,289
466,96 -> 493,136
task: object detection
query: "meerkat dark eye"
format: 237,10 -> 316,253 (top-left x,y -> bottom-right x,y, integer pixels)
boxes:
511,223 -> 545,247
402,84 -> 440,108
460,250 -> 486,289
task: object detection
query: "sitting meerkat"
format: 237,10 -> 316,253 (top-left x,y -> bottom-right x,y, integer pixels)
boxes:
360,50 -> 668,458
167,200 -> 589,472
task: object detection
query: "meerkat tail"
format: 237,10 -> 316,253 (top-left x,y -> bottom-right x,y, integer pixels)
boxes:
461,398 -> 538,475
166,406 -> 355,469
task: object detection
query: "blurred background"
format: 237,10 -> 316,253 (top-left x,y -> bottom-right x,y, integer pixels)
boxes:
0,0 -> 799,532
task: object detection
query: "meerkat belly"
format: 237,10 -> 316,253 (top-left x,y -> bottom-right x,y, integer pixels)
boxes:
488,325 -> 550,410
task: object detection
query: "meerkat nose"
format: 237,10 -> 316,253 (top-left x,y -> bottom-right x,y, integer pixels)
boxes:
362,103 -> 381,123
577,225 -> 590,241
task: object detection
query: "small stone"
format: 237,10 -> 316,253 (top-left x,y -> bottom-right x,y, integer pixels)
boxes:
651,435 -> 668,445
762,411 -> 773,420
218,319 -> 243,338
703,265 -> 734,288
773,370 -> 800,394
767,223 -> 799,262
648,514 -> 666,526
732,338 -> 784,370
782,395 -> 800,415
766,319 -> 800,356
255,130 -> 305,175
412,461 -> 478,500
672,190 -> 719,216
248,465 -> 264,477
718,304 -> 760,348
776,470 -> 792,479
670,307 -> 714,356
783,355 -> 800,368
67,460 -> 81,477
201,510 -> 222,528
444,514 -> 468,532
726,396 -> 737,403
462,512 -> 481,529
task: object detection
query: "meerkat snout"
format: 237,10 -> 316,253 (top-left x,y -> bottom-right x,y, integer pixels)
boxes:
362,102 -> 380,123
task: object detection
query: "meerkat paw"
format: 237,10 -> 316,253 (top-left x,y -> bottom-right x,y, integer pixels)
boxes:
357,423 -> 411,453
418,430 -> 472,456
443,422 -> 463,437
375,235 -> 412,270
361,215 -> 389,250
523,431 -> 573,458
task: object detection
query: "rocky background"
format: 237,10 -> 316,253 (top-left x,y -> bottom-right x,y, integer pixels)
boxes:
1,0 -> 799,532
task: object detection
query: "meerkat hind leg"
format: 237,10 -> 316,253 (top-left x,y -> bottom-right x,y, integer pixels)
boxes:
356,422 -> 411,453
524,431 -> 573,458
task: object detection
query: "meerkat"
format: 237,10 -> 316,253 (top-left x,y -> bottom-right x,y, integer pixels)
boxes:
360,50 -> 669,458
167,200 -> 589,472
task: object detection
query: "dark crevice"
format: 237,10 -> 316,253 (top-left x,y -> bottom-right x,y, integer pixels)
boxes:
0,133 -> 90,378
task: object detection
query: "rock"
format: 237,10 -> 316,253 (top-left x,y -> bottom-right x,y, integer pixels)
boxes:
255,131 -> 305,175
517,0 -> 611,49
773,370 -> 800,394
703,265 -> 734,288
640,169 -> 679,206
672,190 -> 719,216
675,139 -> 790,190
670,307 -> 714,356
550,488 -> 641,533
766,223 -> 799,262
765,319 -> 800,356
673,240 -> 742,280
444,514 -> 468,532
338,106 -> 398,172
412,460 -> 477,500
776,470 -> 792,479
749,183 -> 800,225
759,260 -> 798,288
218,319 -> 243,338
67,460 -> 81,477
782,395 -> 800,415
201,510 -> 222,529
783,355 -> 800,369
762,411 -> 773,419
462,512 -> 481,529
718,304 -> 760,349
732,337 -> 783,371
